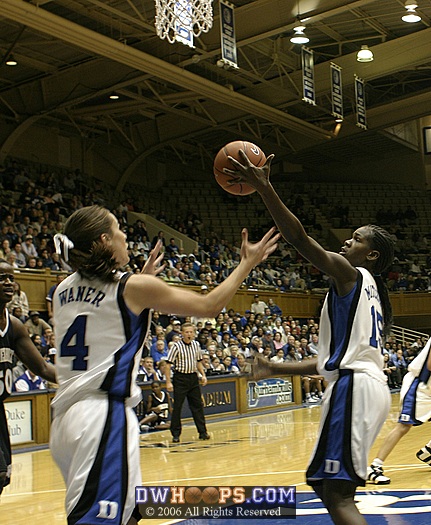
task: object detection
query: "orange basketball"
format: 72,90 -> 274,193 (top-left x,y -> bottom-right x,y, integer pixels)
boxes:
213,140 -> 266,196
202,486 -> 220,504
185,486 -> 202,504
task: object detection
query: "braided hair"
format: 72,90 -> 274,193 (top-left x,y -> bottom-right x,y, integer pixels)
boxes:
62,206 -> 120,283
365,224 -> 395,336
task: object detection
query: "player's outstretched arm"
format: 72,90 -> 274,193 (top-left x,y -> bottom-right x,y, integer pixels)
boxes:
125,227 -> 279,318
252,354 -> 318,381
12,318 -> 56,383
226,151 -> 356,288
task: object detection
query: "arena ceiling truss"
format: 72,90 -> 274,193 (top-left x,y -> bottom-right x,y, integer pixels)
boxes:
0,0 -> 431,186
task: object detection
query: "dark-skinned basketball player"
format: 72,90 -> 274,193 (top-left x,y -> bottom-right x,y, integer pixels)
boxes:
0,261 -> 56,495
228,150 -> 395,525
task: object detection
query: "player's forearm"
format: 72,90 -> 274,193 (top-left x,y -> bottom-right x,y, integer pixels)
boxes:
266,359 -> 317,377
205,259 -> 258,315
259,184 -> 308,247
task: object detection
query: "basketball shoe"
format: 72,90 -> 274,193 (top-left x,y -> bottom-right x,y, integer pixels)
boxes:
416,445 -> 431,465
367,464 -> 391,484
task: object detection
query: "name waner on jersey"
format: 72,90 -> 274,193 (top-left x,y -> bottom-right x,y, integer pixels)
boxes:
57,286 -> 106,308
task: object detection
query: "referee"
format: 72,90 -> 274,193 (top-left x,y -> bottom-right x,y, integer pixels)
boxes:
165,322 -> 210,443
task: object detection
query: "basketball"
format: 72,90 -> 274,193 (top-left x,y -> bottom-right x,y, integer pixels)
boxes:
213,140 -> 266,196
185,486 -> 203,504
202,486 -> 220,504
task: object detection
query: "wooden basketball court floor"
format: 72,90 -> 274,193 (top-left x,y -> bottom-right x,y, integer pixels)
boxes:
2,392 -> 431,525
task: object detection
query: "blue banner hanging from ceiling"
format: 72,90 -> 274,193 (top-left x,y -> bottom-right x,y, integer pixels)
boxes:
220,0 -> 238,68
330,63 -> 343,120
355,75 -> 367,129
301,47 -> 315,105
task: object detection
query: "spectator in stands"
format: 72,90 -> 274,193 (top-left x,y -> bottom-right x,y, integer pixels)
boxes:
151,339 -> 169,367
262,330 -> 275,355
5,252 -> 18,269
285,345 -> 301,363
7,281 -> 29,318
151,230 -> 166,249
11,306 -> 26,323
24,311 -> 51,337
12,242 -> 27,268
13,368 -> 46,392
267,297 -> 282,317
166,237 -> 179,256
382,353 -> 399,389
210,356 -> 225,373
21,234 -> 38,261
222,355 -> 239,374
308,334 -> 319,355
391,348 -> 408,380
250,294 -> 267,315
273,332 -> 286,352
166,318 -> 182,343
0,239 -> 12,260
137,356 -> 163,383
236,352 -> 252,374
271,348 -> 285,363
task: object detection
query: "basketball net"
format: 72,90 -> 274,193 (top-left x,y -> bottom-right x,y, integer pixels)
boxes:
155,0 -> 213,47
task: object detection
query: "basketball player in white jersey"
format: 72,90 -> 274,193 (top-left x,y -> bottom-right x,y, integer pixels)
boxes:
50,205 -> 279,525
368,337 -> 431,484
227,153 -> 395,525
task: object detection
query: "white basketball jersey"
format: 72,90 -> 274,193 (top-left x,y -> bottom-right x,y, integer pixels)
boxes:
318,267 -> 386,382
51,272 -> 150,415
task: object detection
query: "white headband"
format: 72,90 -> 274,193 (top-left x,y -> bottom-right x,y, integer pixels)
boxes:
53,233 -> 74,262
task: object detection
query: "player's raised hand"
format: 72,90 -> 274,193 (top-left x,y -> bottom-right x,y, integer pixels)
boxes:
141,239 -> 166,276
226,150 -> 275,193
239,227 -> 280,267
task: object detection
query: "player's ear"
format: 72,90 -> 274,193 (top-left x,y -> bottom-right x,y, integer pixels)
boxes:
367,249 -> 380,261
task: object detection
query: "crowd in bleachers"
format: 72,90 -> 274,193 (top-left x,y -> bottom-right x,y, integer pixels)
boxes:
0,157 -> 429,402
4,157 -> 431,295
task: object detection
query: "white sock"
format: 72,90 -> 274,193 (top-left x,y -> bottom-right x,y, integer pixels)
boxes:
372,458 -> 384,467
426,440 -> 431,449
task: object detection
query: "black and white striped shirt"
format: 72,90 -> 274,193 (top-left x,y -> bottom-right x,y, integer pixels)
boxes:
166,339 -> 203,374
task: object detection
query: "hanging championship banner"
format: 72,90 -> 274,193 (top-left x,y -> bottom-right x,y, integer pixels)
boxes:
301,47 -> 315,105
175,0 -> 194,48
330,63 -> 343,120
220,0 -> 238,68
355,76 -> 367,129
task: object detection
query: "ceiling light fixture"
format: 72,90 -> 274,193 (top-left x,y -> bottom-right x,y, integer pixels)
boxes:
109,92 -> 120,100
5,54 -> 17,66
356,45 -> 374,62
402,2 -> 421,23
290,25 -> 309,45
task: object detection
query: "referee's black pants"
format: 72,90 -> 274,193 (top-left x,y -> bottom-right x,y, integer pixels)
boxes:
171,372 -> 207,437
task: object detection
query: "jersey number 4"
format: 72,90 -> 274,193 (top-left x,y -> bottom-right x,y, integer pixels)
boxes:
60,315 -> 89,370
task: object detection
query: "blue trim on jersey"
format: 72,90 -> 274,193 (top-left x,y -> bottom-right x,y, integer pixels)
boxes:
399,346 -> 431,426
399,377 -> 422,426
73,399 -> 128,525
101,274 -> 150,397
325,272 -> 362,371
307,370 -> 363,485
